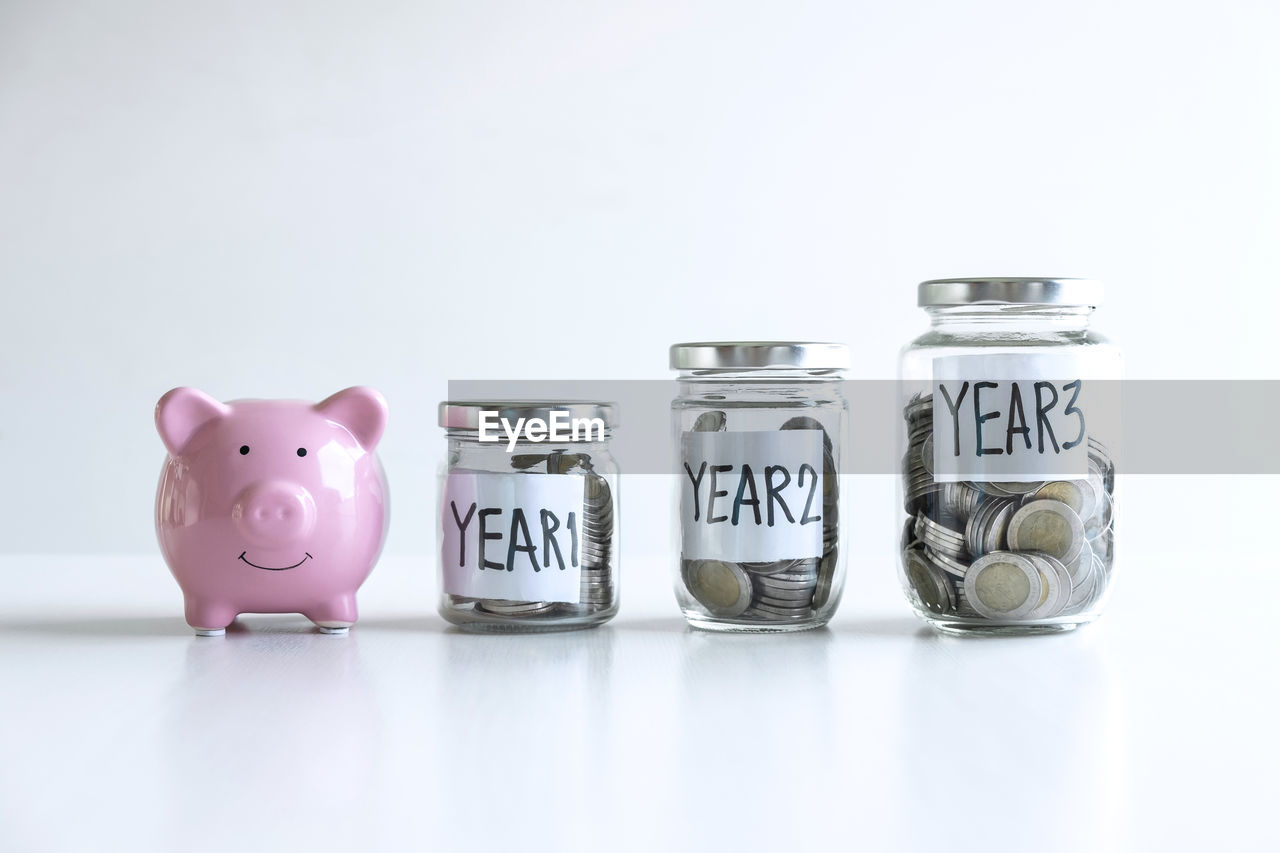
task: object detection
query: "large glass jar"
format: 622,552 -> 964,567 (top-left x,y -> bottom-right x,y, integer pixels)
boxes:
670,342 -> 849,632
438,401 -> 619,632
898,279 -> 1121,635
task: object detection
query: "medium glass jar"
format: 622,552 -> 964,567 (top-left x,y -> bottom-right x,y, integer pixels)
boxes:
670,342 -> 849,632
898,279 -> 1121,635
438,401 -> 619,632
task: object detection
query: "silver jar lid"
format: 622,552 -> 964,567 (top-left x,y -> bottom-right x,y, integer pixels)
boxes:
439,401 -> 617,430
918,278 -> 1103,307
669,341 -> 850,371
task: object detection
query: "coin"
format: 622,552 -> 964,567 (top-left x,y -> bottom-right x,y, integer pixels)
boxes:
756,594 -> 815,610
476,600 -> 559,616
1065,538 -> 1094,588
924,546 -> 969,579
693,411 -> 727,432
756,585 -> 816,602
756,576 -> 821,591
509,453 -> 550,470
906,549 -> 954,614
963,552 -> 1043,620
1027,480 -> 1089,517
984,480 -> 1044,496
1025,552 -> 1072,618
965,497 -> 1015,558
914,512 -> 968,559
920,434 -> 935,476
683,559 -> 753,617
941,482 -> 982,520
741,559 -> 807,576
750,601 -> 812,618
1007,500 -> 1085,565
812,552 -> 837,609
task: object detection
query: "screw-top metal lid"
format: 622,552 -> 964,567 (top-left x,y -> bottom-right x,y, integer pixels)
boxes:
918,278 -> 1103,307
669,341 -> 850,371
439,401 -> 617,430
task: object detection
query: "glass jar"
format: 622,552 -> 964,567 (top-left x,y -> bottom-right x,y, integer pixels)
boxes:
670,342 -> 849,632
438,401 -> 619,632
898,279 -> 1121,635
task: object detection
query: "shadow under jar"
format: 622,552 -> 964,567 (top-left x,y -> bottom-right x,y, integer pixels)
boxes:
438,401 -> 620,632
671,342 -> 849,633
899,279 -> 1122,636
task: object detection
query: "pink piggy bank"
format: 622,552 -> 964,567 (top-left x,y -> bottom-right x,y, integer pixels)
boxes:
155,387 -> 389,636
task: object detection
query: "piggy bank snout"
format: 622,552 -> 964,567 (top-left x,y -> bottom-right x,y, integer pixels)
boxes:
233,481 -> 317,546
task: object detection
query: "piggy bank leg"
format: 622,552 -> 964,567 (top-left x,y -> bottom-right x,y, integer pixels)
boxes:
305,596 -> 358,634
185,599 -> 237,637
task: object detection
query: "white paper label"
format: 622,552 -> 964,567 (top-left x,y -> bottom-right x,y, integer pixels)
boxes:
680,430 -> 825,561
441,472 -> 585,604
931,354 -> 1089,482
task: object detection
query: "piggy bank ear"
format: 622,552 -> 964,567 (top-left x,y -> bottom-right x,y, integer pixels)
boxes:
156,387 -> 230,456
316,387 -> 388,450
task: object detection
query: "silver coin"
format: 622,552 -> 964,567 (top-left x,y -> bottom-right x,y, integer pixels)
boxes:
756,593 -> 815,610
547,452 -> 588,475
683,559 -> 753,617
901,517 -> 919,552
941,482 -> 982,520
750,601 -> 812,618
920,433 -> 935,476
1007,499 -> 1085,565
756,584 -> 817,602
1066,553 -> 1104,610
812,551 -> 837,609
756,576 -> 820,591
1084,489 -> 1114,541
905,549 -> 955,615
740,559 -> 806,576
986,480 -> 1045,495
965,497 -> 1015,558
963,552 -> 1043,620
915,511 -> 967,546
924,546 -> 970,579
1025,552 -> 1072,618
763,565 -> 819,580
1065,538 -> 1094,588
693,411 -> 727,432
476,600 -> 559,616
1027,480 -> 1089,517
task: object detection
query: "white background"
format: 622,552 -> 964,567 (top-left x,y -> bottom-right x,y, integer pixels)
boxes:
3,0 -> 1279,556
2,2 -> 1278,851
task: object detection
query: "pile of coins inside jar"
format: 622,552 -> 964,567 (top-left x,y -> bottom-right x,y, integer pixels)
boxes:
680,413 -> 839,623
448,449 -> 616,620
901,392 -> 1115,624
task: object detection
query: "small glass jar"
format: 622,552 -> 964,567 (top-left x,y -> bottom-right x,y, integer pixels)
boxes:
898,279 -> 1121,635
670,342 -> 849,632
438,401 -> 620,632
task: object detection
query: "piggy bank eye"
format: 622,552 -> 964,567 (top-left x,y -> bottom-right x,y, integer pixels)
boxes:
297,447 -> 307,457
239,445 -> 250,455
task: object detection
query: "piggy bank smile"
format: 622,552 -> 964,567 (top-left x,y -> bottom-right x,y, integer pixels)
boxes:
238,551 -> 313,572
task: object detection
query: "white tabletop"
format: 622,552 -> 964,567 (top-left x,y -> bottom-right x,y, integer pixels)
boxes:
0,509 -> 1273,853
